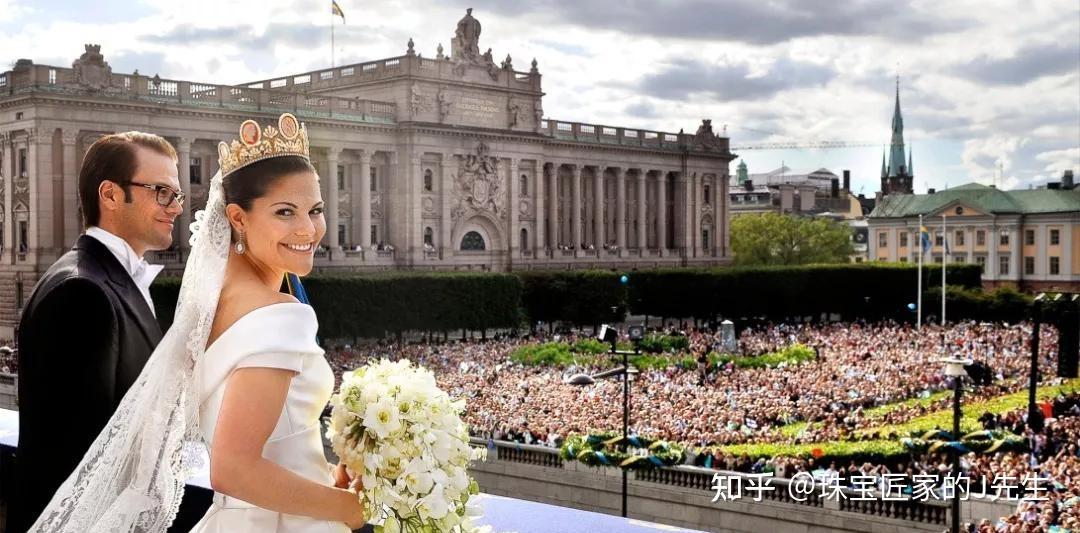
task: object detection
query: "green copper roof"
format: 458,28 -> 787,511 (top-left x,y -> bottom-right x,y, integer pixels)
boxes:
870,183 -> 1080,218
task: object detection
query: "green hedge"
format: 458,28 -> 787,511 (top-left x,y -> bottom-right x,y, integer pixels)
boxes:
627,263 -> 983,322
518,270 -> 627,328
151,264 -> 988,338
152,272 -> 522,338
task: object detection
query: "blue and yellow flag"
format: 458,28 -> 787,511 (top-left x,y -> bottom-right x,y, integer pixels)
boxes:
331,0 -> 345,23
919,225 -> 932,256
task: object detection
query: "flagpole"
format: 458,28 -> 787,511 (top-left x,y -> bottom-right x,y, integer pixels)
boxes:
941,213 -> 947,328
331,6 -> 336,68
917,214 -> 923,330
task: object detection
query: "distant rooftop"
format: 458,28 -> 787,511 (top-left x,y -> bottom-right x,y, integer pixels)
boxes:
870,183 -> 1080,218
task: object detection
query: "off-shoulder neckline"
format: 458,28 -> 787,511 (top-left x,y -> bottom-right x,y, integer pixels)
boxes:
203,302 -> 313,355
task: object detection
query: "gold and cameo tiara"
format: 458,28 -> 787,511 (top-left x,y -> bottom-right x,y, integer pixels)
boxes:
217,113 -> 310,177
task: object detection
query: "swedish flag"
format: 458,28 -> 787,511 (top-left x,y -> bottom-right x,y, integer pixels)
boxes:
331,0 -> 345,23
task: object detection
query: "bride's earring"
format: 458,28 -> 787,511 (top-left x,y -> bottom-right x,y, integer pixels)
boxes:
235,230 -> 246,255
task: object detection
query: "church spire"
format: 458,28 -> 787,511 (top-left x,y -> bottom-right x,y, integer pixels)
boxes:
887,75 -> 907,179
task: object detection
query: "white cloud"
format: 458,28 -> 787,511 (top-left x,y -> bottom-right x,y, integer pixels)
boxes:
1036,147 -> 1080,175
0,0 -> 1077,192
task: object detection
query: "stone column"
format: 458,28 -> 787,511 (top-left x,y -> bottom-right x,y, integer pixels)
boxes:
571,164 -> 582,253
509,158 -> 520,257
677,171 -> 691,255
1062,221 -> 1073,277
988,222 -> 999,280
615,167 -> 626,250
657,171 -> 667,253
534,161 -> 545,257
636,170 -> 647,250
175,137 -> 192,250
60,130 -> 79,248
359,150 -> 373,249
27,130 -> 40,260
410,154 -> 423,262
1,132 -> 11,263
1010,223 -> 1021,282
547,164 -> 559,249
972,226 -> 980,264
440,153 -> 452,258
593,165 -> 604,248
324,147 -> 340,256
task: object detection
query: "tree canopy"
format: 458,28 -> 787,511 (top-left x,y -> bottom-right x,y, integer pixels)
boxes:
731,212 -> 854,266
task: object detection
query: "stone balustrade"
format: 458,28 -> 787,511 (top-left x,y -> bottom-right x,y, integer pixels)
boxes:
468,438 -> 1017,533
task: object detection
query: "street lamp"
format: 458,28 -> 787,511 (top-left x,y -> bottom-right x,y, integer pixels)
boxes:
1028,293 -> 1051,432
565,324 -> 641,518
941,356 -> 971,533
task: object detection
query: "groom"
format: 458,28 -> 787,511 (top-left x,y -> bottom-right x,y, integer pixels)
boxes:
7,132 -> 181,532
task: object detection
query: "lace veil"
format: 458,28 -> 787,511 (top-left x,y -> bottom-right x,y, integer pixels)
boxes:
29,165 -> 231,532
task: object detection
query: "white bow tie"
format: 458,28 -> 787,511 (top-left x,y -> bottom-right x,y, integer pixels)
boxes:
131,259 -> 164,291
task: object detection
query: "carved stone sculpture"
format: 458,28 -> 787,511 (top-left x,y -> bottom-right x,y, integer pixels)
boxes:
453,142 -> 504,220
72,44 -> 112,91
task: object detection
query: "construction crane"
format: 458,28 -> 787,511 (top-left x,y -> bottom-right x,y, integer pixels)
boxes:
729,140 -> 880,151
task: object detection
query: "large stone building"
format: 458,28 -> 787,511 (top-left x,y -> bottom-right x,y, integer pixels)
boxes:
868,176 -> 1080,291
0,10 -> 735,336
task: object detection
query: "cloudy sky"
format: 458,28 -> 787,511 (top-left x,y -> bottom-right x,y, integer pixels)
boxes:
2,0 -> 1077,194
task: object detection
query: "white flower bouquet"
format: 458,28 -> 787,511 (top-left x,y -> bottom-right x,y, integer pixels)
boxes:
327,359 -> 489,533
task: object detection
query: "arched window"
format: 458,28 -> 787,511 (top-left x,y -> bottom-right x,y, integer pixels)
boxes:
423,169 -> 433,192
519,228 -> 528,250
424,227 -> 434,246
702,228 -> 710,250
520,174 -> 528,196
460,231 -> 485,251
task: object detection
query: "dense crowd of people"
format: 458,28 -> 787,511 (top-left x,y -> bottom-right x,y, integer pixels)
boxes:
5,319 -> 1077,528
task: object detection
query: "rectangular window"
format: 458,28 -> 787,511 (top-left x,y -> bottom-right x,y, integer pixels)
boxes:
1025,229 -> 1035,246
954,256 -> 966,263
878,232 -> 888,247
900,232 -> 908,247
18,220 -> 28,253
370,167 -> 377,192
337,164 -> 346,191
338,224 -> 346,247
189,157 -> 202,185
1050,229 -> 1060,246
955,230 -> 965,247
15,280 -> 23,309
370,225 -> 378,245
934,256 -> 943,264
976,230 -> 985,246
999,255 -> 1010,275
899,257 -> 908,263
1000,230 -> 1009,246
1024,256 -> 1035,275
48,69 -> 57,84
1050,257 -> 1060,275
976,256 -> 986,272
18,148 -> 27,177
935,231 -> 943,246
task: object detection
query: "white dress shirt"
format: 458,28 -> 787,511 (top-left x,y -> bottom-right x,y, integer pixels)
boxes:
85,226 -> 164,316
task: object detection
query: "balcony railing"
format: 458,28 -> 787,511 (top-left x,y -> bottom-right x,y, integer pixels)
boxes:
0,64 -> 397,124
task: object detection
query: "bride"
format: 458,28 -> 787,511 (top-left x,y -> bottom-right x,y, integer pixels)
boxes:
30,113 -> 367,532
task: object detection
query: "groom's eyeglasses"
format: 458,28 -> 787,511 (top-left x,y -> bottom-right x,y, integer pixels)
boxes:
129,181 -> 186,207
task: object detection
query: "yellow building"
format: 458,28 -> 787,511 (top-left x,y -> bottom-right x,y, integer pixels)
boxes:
868,179 -> 1080,291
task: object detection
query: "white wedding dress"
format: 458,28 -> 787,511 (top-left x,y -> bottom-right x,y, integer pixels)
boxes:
190,302 -> 351,532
